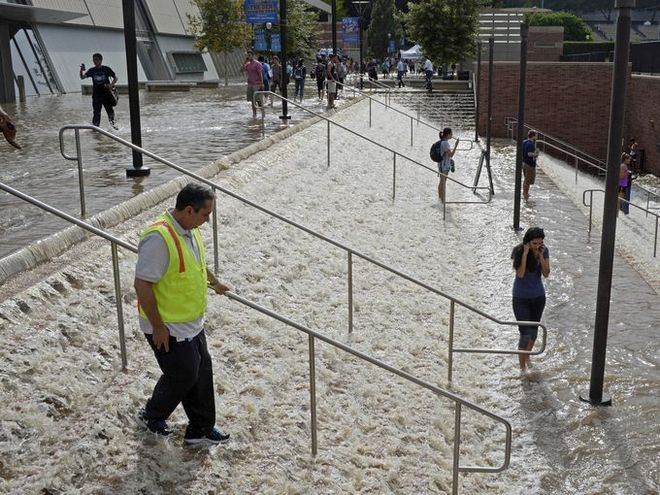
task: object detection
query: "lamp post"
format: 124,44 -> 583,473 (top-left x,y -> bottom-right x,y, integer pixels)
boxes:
353,0 -> 369,89
266,21 -> 272,59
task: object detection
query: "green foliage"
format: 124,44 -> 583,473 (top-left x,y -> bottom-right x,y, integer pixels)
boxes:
283,0 -> 321,61
367,0 -> 403,59
404,0 -> 479,65
188,0 -> 252,53
527,11 -> 592,41
563,41 -> 613,55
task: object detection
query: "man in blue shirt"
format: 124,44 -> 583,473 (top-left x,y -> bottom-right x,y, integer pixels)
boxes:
522,130 -> 539,200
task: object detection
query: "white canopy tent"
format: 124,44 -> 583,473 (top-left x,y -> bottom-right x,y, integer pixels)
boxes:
399,44 -> 423,60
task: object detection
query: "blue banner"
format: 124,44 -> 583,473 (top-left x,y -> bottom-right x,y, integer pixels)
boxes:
244,0 -> 278,24
270,33 -> 281,52
342,17 -> 359,43
254,28 -> 268,51
388,40 -> 396,54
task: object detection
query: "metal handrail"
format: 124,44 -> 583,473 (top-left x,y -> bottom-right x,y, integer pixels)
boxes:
59,125 -> 543,382
505,118 -> 660,213
254,91 -> 490,221
337,80 -> 475,150
583,188 -> 659,257
0,180 -> 512,494
531,139 -> 660,216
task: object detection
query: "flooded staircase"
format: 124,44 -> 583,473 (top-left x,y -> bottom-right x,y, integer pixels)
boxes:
390,87 -> 475,130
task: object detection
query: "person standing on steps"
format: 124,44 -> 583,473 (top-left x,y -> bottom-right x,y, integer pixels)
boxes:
79,53 -> 118,129
293,59 -> 306,102
511,227 -> 550,371
618,153 -> 632,213
326,53 -> 339,110
134,183 -> 232,446
396,58 -> 407,88
435,127 -> 458,202
423,56 -> 433,91
522,130 -> 539,201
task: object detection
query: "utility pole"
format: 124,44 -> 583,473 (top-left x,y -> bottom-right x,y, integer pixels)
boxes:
279,0 -> 290,120
122,0 -> 148,176
331,0 -> 337,56
580,0 -> 635,407
513,22 -> 528,231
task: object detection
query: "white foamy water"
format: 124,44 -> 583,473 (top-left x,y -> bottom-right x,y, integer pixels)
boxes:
0,97 -> 658,494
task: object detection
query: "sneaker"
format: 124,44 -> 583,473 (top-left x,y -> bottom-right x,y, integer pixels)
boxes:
137,409 -> 173,437
184,427 -> 230,446
110,119 -> 119,130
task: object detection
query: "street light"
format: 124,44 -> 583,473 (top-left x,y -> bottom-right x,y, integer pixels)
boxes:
353,0 -> 370,89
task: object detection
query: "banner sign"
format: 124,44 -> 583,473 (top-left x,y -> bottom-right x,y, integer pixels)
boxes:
254,28 -> 268,51
244,0 -> 278,24
388,40 -> 395,54
270,33 -> 281,52
342,17 -> 359,43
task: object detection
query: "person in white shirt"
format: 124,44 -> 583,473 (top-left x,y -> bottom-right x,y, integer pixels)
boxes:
423,57 -> 434,91
396,59 -> 407,88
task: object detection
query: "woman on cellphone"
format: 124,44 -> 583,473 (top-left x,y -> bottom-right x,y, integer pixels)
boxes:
511,227 -> 550,371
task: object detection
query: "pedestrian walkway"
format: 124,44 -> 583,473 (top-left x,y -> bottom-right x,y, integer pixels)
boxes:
0,98 -> 657,494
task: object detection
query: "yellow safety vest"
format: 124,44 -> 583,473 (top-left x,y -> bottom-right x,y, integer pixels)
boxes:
138,213 -> 207,323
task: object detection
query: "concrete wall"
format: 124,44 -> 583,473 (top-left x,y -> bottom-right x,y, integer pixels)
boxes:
528,26 -> 563,62
627,74 -> 660,175
36,24 -> 148,93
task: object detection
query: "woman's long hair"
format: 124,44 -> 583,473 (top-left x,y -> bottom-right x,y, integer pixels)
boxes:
512,227 -> 545,272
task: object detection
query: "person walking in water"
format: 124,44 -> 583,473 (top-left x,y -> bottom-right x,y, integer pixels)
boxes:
293,59 -> 306,102
618,153 -> 632,213
522,130 -> 540,201
79,53 -> 118,129
243,50 -> 264,118
134,183 -> 232,445
511,227 -> 550,371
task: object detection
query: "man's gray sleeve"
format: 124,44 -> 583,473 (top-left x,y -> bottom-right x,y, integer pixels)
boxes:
135,232 -> 169,283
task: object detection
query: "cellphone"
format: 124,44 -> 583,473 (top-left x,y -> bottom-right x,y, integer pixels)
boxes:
80,63 -> 85,70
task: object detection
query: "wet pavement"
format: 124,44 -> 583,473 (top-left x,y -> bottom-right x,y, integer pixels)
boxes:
0,83 -> 350,258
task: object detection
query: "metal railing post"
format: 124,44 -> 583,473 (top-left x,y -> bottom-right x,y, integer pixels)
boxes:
647,191 -> 650,218
655,217 -> 658,258
574,156 -> 579,184
392,153 -> 397,199
348,251 -> 353,333
448,300 -> 455,382
308,335 -> 318,456
111,243 -> 128,370
588,191 -> 593,233
452,402 -> 462,495
369,98 -> 372,127
327,120 -> 330,168
410,117 -> 414,147
212,190 -> 219,274
74,129 -> 86,218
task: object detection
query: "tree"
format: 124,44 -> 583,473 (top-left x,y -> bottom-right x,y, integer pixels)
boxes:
367,0 -> 403,59
404,0 -> 480,65
188,0 -> 252,85
527,11 -> 593,41
281,0 -> 320,62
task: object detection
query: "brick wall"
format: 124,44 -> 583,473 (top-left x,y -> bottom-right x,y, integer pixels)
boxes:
627,75 -> 660,175
475,62 -> 617,160
475,62 -> 659,176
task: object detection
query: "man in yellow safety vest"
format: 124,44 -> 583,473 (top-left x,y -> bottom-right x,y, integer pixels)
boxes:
134,183 -> 231,446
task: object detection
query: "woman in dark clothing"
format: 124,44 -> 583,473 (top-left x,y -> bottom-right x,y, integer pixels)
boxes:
511,227 -> 550,370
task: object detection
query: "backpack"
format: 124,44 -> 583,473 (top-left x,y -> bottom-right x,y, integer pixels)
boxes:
430,140 -> 443,163
294,65 -> 303,79
315,62 -> 325,79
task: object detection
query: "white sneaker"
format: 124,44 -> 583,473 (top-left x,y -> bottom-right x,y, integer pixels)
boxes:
110,120 -> 119,130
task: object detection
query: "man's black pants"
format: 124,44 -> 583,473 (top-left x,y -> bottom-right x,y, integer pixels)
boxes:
145,330 -> 216,435
92,93 -> 115,127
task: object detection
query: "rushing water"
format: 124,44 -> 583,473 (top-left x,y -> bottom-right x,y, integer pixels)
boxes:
0,95 -> 657,494
0,84 -> 346,258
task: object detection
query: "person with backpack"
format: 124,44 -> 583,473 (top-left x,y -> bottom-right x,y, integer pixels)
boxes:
326,53 -> 339,110
396,58 -> 407,88
257,55 -> 271,92
294,59 -> 306,102
430,127 -> 459,202
269,56 -> 282,106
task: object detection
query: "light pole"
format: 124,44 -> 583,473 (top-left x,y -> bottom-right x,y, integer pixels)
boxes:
353,0 -> 369,89
266,21 -> 272,59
